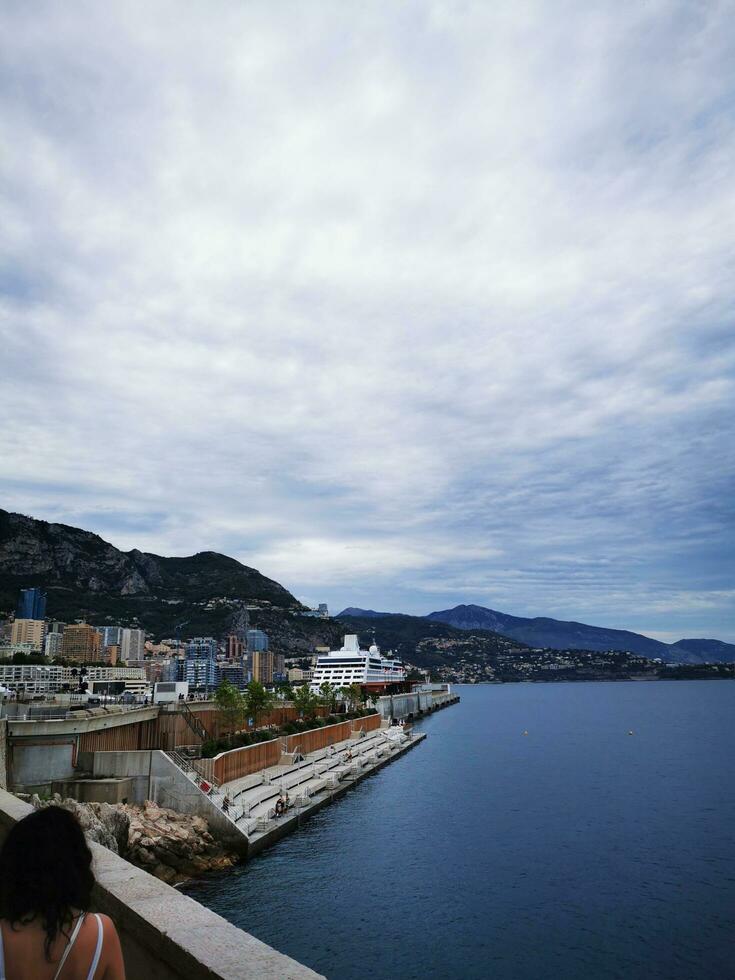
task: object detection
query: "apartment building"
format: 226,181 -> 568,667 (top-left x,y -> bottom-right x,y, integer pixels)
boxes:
10,619 -> 46,652
61,624 -> 101,664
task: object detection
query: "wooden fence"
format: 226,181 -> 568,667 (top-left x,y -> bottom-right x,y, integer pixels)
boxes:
194,712 -> 381,785
350,713 -> 382,734
280,720 -> 352,754
75,704 -> 376,757
210,740 -> 283,784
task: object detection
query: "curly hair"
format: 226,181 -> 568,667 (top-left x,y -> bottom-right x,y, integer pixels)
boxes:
0,806 -> 95,959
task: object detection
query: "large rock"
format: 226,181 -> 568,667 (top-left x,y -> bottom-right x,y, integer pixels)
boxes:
30,795 -> 130,855
26,795 -> 239,885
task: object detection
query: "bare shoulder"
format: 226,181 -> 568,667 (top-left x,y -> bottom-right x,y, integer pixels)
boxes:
96,913 -> 118,934
96,913 -> 126,979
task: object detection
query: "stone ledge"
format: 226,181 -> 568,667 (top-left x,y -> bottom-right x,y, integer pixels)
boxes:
0,789 -> 323,980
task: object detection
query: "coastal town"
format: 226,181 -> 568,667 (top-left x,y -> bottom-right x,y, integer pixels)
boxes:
0,584 -> 459,877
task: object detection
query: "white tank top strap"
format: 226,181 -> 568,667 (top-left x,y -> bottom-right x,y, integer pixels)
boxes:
52,913 -> 86,980
86,914 -> 104,980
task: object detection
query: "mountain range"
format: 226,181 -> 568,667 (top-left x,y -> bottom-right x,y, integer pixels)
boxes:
0,508 -> 344,652
2,507 -> 732,665
339,604 -> 735,664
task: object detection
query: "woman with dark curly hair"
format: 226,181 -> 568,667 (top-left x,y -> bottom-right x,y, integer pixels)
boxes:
0,806 -> 125,979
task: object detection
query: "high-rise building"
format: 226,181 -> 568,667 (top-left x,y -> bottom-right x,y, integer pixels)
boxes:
44,631 -> 64,659
183,656 -> 219,689
226,634 -> 244,661
183,638 -> 219,690
252,650 -> 274,685
16,588 -> 47,620
98,626 -> 123,651
186,637 -> 218,659
61,624 -> 101,664
273,653 -> 286,681
162,658 -> 184,683
120,628 -> 145,661
49,621 -> 66,635
246,629 -> 269,652
10,619 -> 46,652
219,663 -> 246,689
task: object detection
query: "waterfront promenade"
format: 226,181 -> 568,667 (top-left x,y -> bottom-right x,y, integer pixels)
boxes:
223,723 -> 426,855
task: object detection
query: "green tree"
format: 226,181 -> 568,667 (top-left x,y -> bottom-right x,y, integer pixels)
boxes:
318,681 -> 339,713
292,683 -> 318,720
274,682 -> 293,702
243,680 -> 274,728
214,680 -> 246,732
341,683 -> 363,712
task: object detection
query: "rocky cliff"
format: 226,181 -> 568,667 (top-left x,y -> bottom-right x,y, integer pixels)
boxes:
0,508 -> 305,639
0,508 -> 295,604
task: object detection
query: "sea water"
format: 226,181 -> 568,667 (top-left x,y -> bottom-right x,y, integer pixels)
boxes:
185,681 -> 735,979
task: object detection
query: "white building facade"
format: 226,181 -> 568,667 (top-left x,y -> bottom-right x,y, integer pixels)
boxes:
0,664 -> 148,697
120,628 -> 146,661
310,635 -> 406,691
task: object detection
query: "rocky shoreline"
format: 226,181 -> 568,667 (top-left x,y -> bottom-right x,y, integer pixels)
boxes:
21,794 -> 240,886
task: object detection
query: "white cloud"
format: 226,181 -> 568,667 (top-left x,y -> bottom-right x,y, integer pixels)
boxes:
1,1 -> 734,639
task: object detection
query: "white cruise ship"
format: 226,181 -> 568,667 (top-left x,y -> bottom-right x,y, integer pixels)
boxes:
310,635 -> 406,690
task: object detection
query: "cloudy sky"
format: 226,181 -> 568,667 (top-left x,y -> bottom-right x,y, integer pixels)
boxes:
2,1 -> 734,641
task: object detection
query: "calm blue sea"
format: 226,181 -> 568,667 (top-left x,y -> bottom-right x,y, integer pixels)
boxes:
185,681 -> 735,979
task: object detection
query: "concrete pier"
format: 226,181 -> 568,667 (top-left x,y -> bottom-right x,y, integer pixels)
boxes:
375,685 -> 460,722
225,725 -> 427,856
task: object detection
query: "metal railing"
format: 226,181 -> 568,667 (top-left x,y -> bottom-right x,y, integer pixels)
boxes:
164,751 -> 246,826
177,701 -> 211,741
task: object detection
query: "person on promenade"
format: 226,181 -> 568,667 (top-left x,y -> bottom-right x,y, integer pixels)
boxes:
222,795 -> 231,815
0,806 -> 126,980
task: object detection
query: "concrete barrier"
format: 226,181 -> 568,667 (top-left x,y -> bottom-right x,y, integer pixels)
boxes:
79,749 -> 152,803
150,752 -> 248,855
